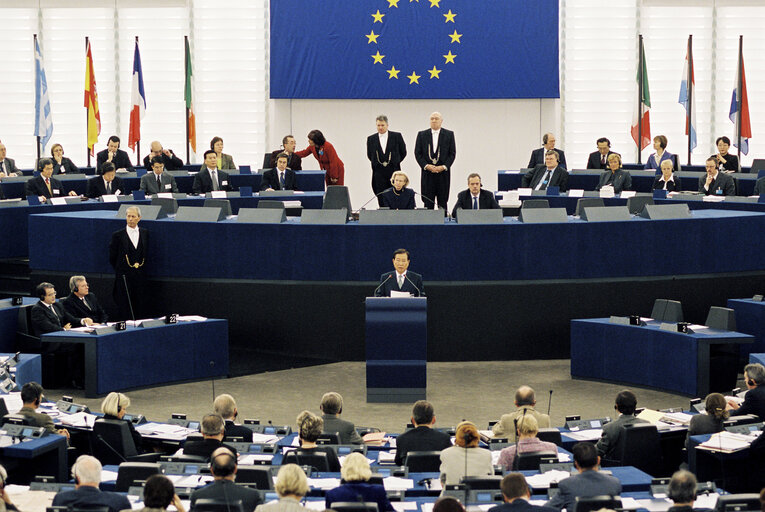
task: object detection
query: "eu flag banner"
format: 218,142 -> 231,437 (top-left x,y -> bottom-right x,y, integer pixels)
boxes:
270,0 -> 559,99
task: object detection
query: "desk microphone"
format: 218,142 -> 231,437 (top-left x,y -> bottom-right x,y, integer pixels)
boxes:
96,434 -> 127,462
411,190 -> 438,210
355,188 -> 393,214
372,274 -> 392,297
547,389 -> 553,416
404,274 -> 423,297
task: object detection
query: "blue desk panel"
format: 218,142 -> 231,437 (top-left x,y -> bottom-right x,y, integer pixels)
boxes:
2,433 -> 68,483
0,352 -> 42,387
727,299 -> 765,358
0,298 -> 38,351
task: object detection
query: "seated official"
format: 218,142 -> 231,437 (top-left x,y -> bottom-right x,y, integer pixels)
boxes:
260,152 -> 298,191
140,157 -> 179,195
31,282 -> 93,337
545,442 -> 621,511
586,137 -> 613,170
52,455 -> 130,512
492,385 -> 551,443
527,133 -> 567,171
63,275 -> 108,324
326,452 -> 395,512
521,150 -> 569,192
213,393 -> 254,442
645,135 -> 675,173
142,140 -> 183,170
96,135 -> 134,173
596,153 -> 632,194
190,447 -> 261,512
139,474 -> 186,512
489,473 -> 558,512
86,162 -> 125,198
440,421 -> 493,486
0,142 -> 20,177
268,134 -> 302,170
50,143 -> 80,174
284,410 -> 341,471
754,176 -> 765,196
652,159 -> 681,192
686,392 -> 727,449
715,136 -> 739,173
182,414 -> 238,460
18,382 -> 70,438
452,172 -> 500,218
727,363 -> 765,421
100,391 -> 143,452
320,391 -> 364,445
666,470 -> 699,512
255,464 -> 309,512
394,400 -> 452,466
208,136 -> 237,170
497,415 -> 557,470
699,156 -> 736,196
193,150 -> 232,194
595,389 -> 647,459
380,170 -> 416,210
25,158 -> 78,202
374,248 -> 424,297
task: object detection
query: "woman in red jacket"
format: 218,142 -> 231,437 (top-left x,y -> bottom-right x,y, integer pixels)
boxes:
295,130 -> 345,186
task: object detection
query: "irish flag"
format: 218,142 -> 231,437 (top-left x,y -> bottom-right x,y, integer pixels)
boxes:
630,37 -> 651,151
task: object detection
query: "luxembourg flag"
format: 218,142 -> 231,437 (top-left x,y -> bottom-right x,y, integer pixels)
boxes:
729,46 -> 751,155
678,45 -> 697,151
128,39 -> 146,152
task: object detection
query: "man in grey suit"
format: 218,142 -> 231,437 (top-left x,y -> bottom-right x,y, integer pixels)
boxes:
595,390 -> 647,459
140,156 -> 178,195
0,143 -> 19,177
546,442 -> 621,512
320,391 -> 363,444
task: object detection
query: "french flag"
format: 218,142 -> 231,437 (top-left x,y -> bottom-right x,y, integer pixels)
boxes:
128,40 -> 146,152
678,45 -> 697,151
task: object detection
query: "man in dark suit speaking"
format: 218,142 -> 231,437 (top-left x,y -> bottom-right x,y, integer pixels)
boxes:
109,206 -> 148,320
452,173 -> 500,219
367,115 -> 407,206
374,248 -> 424,297
522,151 -> 569,192
414,112 -> 455,211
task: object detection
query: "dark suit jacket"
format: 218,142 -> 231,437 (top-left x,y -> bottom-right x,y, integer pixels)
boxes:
52,486 -> 131,512
596,169 -> 632,194
31,300 -> 84,336
183,438 -> 239,460
109,228 -> 148,275
269,150 -> 302,170
595,414 -> 647,458
52,157 -> 80,174
374,271 -> 424,297
545,470 -> 622,512
698,172 -> 736,196
25,175 -> 67,198
260,168 -> 297,191
143,151 -> 183,170
190,479 -> 261,512
102,413 -> 143,451
652,176 -> 681,192
193,168 -> 232,194
730,386 -> 765,421
86,175 -> 126,198
380,187 -> 416,210
140,172 -> 178,194
18,405 -> 57,433
326,482 -> 395,512
0,158 -> 19,175
522,165 -> 569,192
685,413 -> 724,449
452,189 -> 500,218
283,446 -> 341,472
414,128 -> 456,170
754,177 -> 765,196
322,414 -> 364,444
720,154 -> 739,172
489,499 -> 559,512
63,292 -> 108,324
224,420 -> 254,442
394,426 -> 452,466
96,149 -> 134,173
528,148 -> 567,171
586,151 -> 613,170
367,131 -> 407,173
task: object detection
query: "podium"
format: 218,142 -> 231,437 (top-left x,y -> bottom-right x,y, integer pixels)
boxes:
365,297 -> 427,403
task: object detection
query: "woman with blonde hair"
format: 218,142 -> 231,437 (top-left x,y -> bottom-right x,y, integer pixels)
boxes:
439,421 -> 493,486
380,171 -> 416,210
255,464 -> 309,512
100,391 -> 144,452
326,452 -> 394,511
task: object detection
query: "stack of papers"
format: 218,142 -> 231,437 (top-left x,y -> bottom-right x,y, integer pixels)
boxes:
239,453 -> 274,465
377,451 -> 396,463
176,315 -> 207,322
564,429 -> 602,441
307,477 -> 340,490
135,422 -> 198,441
251,432 -> 280,444
167,474 -> 213,487
525,469 -> 571,489
383,476 -> 414,491
698,432 -> 756,453
58,411 -> 98,428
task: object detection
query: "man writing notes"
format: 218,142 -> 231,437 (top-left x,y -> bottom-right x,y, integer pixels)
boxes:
374,249 -> 424,297
367,115 -> 407,206
414,112 -> 455,212
109,206 -> 148,320
452,173 -> 500,219
521,150 -> 569,192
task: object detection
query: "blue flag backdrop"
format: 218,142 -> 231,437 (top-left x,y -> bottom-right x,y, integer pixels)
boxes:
270,0 -> 559,99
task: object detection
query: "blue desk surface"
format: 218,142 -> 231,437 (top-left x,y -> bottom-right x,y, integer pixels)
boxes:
28,209 -> 765,282
1,433 -> 67,458
0,298 -> 38,352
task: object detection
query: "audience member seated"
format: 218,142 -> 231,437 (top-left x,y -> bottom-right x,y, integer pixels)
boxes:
497,415 -> 557,470
101,391 -> 143,452
728,363 -> 765,421
182,414 -> 238,460
0,465 -> 18,511
595,389 -> 647,459
0,143 -> 19,177
140,157 -> 179,195
254,464 -> 309,512
138,474 -> 186,512
714,136 -> 739,173
326,452 -> 395,512
25,158 -> 78,202
96,135 -> 134,173
208,136 -> 236,170
698,156 -> 735,196
527,133 -> 567,170
652,160 -> 681,192
320,391 -> 363,445
452,173 -> 500,218
190,447 -> 261,512
686,392 -> 727,449
18,382 -> 70,438
380,170 -> 416,210
193,150 -> 232,194
521,150 -> 569,192
545,442 -> 621,512
433,497 -> 466,512
142,141 -> 184,170
260,152 -> 297,191
31,281 -> 93,336
50,143 -> 80,174
86,162 -> 125,198
63,275 -> 108,324
52,455 -> 130,512
269,135 -> 302,170
754,176 -> 765,196
285,410 -> 341,472
645,135 -> 675,173
585,137 -> 613,170
394,400 -> 452,466
439,421 -> 493,486
214,393 -> 254,442
596,153 -> 632,194
489,473 -> 557,512
666,470 -> 698,512
492,385 -> 551,443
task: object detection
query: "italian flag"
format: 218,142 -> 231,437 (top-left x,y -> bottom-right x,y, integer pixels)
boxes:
630,40 -> 651,151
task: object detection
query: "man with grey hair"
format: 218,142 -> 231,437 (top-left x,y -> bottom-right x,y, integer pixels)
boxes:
109,205 -> 149,320
0,142 -> 19,177
667,470 -> 697,512
320,391 -> 363,444
63,275 -> 108,324
414,111 -> 456,212
214,393 -> 254,441
367,114 -> 407,206
728,363 -> 765,421
492,386 -> 551,442
527,133 -> 567,170
52,455 -> 130,512
183,414 -> 239,460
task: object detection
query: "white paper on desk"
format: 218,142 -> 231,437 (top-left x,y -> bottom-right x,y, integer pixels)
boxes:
634,498 -> 674,512
694,493 -> 719,509
102,469 -> 119,482
307,477 -> 340,490
390,291 -> 411,298
662,412 -> 693,425
383,476 -> 414,491
702,195 -> 725,202
599,186 -> 615,198
392,502 -> 419,512
49,197 -> 68,205
59,411 -> 98,428
568,189 -> 584,198
517,188 -> 533,196
479,429 -> 493,439
620,191 -> 637,198
283,201 -> 302,207
421,504 -> 434,512
558,452 -> 571,462
698,432 -> 753,452
175,474 -> 213,487
69,326 -> 94,332
0,436 -> 14,447
726,395 -> 744,405
157,192 -> 173,199
378,451 -> 396,463
176,315 -> 207,322
491,450 -> 501,465
504,170 -> 521,174
4,393 -> 23,413
239,453 -> 274,465
210,191 -> 227,199
305,501 -> 327,511
251,432 -> 280,444
524,469 -> 571,489
564,429 -> 602,441
102,194 -> 118,203
388,437 -> 396,448
527,501 -> 549,509
619,497 -> 643,509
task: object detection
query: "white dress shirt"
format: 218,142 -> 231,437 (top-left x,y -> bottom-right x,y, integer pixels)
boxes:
378,131 -> 388,153
126,225 -> 140,249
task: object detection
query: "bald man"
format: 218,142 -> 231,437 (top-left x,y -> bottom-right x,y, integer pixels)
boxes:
414,112 -> 456,212
492,386 -> 551,442
142,141 -> 183,170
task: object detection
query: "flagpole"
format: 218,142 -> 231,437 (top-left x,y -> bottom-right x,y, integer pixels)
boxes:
686,35 -> 693,166
86,36 -> 91,168
34,34 -> 42,163
135,36 -> 141,167
637,35 -> 644,164
185,35 -> 190,165
736,35 -> 743,171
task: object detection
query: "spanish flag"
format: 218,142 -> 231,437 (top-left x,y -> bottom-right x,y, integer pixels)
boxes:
84,39 -> 101,156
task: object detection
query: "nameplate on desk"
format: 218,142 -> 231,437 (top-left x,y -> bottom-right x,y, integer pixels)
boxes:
165,314 -> 178,324
140,319 -> 167,328
132,190 -> 146,201
659,322 -> 678,332
546,186 -> 560,196
568,189 -> 584,198
209,191 -> 227,199
115,321 -> 127,331
608,316 -> 631,325
91,325 -> 117,335
157,192 -> 173,199
101,194 -> 118,203
49,197 -> 67,205
599,187 -> 615,198
517,188 -> 532,196
11,297 -> 23,306
136,168 -> 148,178
653,190 -> 668,199
752,295 -> 764,302
239,186 -> 253,197
620,191 -> 637,198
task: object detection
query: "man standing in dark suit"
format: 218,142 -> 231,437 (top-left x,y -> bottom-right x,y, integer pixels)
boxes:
25,159 -> 78,202
527,133 -> 567,171
545,442 -> 622,512
452,173 -> 500,219
489,473 -> 558,512
31,282 -> 93,336
109,205 -> 148,320
96,135 -> 134,173
320,392 -> 364,444
586,138 -> 613,169
728,363 -> 765,421
63,275 -> 108,324
395,400 -> 452,466
699,156 -> 736,196
194,150 -> 232,194
190,447 -> 261,511
522,151 -> 569,192
52,456 -> 131,512
367,115 -> 407,206
596,390 -> 647,459
140,157 -> 179,195
142,141 -> 183,170
414,112 -> 455,211
86,162 -> 125,198
260,153 -> 297,191
214,393 -> 254,442
374,248 -> 424,297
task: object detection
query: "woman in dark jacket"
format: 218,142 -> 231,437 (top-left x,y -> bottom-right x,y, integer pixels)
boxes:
685,392 -> 728,448
101,391 -> 143,452
380,171 -> 416,210
326,452 -> 394,512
